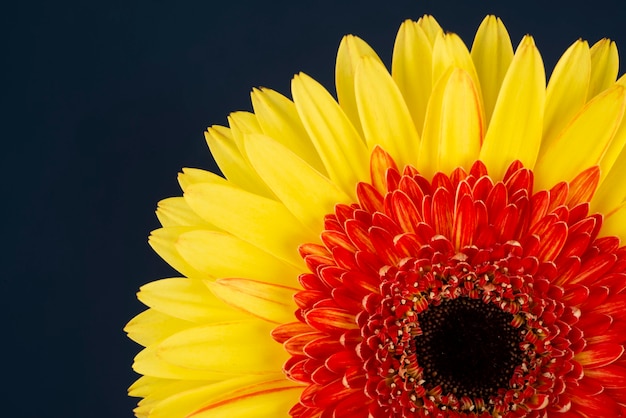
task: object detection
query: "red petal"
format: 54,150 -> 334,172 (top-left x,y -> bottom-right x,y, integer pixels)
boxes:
332,390 -> 370,415
431,172 -> 454,191
529,190 -> 550,228
537,221 -> 568,261
568,202 -> 590,224
486,182 -> 507,220
294,290 -> 328,309
331,287 -> 363,312
311,365 -> 337,385
369,145 -> 398,194
325,350 -> 361,373
594,294 -> 626,317
585,364 -> 626,389
342,366 -> 367,389
305,308 -> 358,334
449,166 -> 468,187
557,232 -> 591,259
284,332 -> 325,355
318,266 -> 343,288
582,285 -> 610,309
398,175 -> 426,206
571,253 -> 617,285
577,312 -> 612,334
341,271 -> 379,298
272,321 -> 315,343
472,175 -> 494,202
356,182 -> 384,214
371,212 -> 402,237
493,204 -> 520,242
369,226 -> 400,265
553,256 -> 581,287
299,242 -> 331,258
354,250 -> 384,277
431,187 -> 453,237
313,379 -> 356,408
568,216 -> 598,237
505,166 -> 533,197
344,219 -> 375,253
385,167 -> 401,191
334,204 -> 355,225
569,388 -> 622,417
577,343 -> 625,368
321,230 -> 356,253
469,160 -> 488,177
331,246 -> 359,271
576,376 -> 604,395
304,254 -> 335,274
596,236 -> 622,253
567,166 -> 600,207
548,181 -> 569,211
386,190 -> 422,234
561,285 -> 590,305
503,160 -> 525,182
453,193 -> 476,249
303,336 -> 343,360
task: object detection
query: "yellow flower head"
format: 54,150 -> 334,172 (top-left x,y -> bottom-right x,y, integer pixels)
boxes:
126,15 -> 626,417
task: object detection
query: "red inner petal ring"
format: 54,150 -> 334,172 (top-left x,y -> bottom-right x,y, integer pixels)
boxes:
272,148 -> 626,418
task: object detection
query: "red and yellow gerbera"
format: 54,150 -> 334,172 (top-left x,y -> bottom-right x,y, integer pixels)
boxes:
126,15 -> 626,417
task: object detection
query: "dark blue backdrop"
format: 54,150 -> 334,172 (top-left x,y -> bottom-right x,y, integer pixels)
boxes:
3,1 -> 625,416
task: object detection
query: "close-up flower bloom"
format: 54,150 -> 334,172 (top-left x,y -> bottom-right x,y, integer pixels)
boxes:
126,14 -> 626,417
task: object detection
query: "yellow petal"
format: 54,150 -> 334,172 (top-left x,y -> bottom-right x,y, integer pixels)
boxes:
470,15 -> 514,125
177,167 -> 228,192
125,309 -> 193,347
432,32 -> 482,107
149,227 -> 208,279
593,147 -> 626,215
132,378 -> 208,418
175,229 -> 301,286
156,197 -> 211,228
244,133 -> 351,230
204,126 -> 276,199
129,375 -> 173,398
133,343 -> 232,380
291,72 -> 369,197
420,68 -> 483,177
148,375 -> 295,418
600,202 -> 626,242
335,35 -> 383,135
184,182 -> 310,268
137,278 -> 249,323
588,38 -> 619,100
130,376 -> 170,418
392,19 -> 433,136
416,14 -> 442,45
133,404 -> 151,418
479,36 -> 545,180
207,278 -> 298,324
535,85 -> 626,190
541,40 -> 591,153
188,381 -> 301,417
157,320 -> 287,374
597,75 -> 626,182
227,111 -> 264,151
354,56 -> 421,169
250,87 -> 326,173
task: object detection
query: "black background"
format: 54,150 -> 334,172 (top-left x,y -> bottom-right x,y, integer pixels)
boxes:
3,1 -> 625,417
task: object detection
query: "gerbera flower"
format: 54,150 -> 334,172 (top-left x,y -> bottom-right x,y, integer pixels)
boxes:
126,15 -> 626,417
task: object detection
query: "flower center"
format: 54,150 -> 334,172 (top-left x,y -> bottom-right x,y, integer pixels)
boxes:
415,297 -> 523,400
